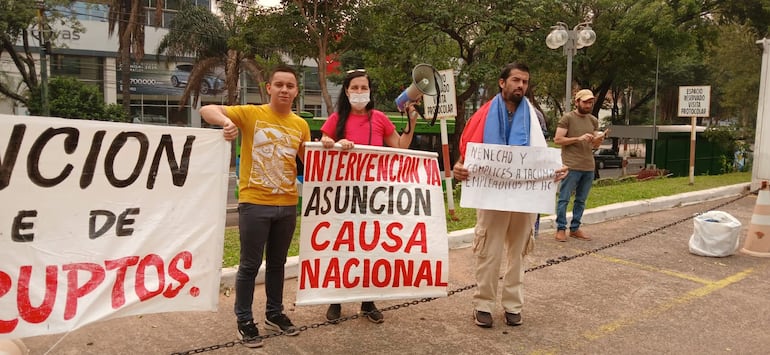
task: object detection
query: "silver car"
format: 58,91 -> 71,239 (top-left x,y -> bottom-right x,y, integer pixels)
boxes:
170,64 -> 225,95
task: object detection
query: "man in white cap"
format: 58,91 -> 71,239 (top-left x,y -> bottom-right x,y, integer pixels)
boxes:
553,89 -> 605,242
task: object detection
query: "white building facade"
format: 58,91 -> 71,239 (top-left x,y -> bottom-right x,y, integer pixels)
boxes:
0,0 -> 329,125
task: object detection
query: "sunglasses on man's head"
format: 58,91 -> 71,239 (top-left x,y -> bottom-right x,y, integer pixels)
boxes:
346,69 -> 366,74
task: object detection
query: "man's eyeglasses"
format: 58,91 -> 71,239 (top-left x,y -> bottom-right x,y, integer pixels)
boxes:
346,69 -> 366,74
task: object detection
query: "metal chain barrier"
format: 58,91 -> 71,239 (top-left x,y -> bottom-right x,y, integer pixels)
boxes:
172,191 -> 751,354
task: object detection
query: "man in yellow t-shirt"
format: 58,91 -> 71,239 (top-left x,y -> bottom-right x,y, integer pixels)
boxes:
200,65 -> 310,348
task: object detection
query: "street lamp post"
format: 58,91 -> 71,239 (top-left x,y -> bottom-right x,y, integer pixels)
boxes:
546,21 -> 596,112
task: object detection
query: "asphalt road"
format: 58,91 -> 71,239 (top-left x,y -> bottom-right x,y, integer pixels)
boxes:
20,188 -> 770,354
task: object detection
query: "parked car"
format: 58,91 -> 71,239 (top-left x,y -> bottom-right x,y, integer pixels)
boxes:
132,114 -> 168,125
594,148 -> 624,169
170,64 -> 225,95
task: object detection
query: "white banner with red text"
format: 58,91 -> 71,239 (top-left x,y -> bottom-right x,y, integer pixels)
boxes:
295,142 -> 448,305
460,142 -> 563,214
0,114 -> 230,339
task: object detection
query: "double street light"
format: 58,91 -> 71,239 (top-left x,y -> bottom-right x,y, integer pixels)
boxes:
546,21 -> 596,112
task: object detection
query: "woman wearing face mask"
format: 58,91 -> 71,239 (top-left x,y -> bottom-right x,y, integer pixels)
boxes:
319,69 -> 419,323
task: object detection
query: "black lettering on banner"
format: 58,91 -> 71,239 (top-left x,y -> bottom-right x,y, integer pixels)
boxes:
147,135 -> 195,188
304,185 -> 431,217
90,210 -> 116,239
80,131 -> 106,188
89,208 -> 139,239
0,124 -> 26,190
12,210 -> 38,242
3,126 -> 194,190
116,208 -> 140,236
28,127 -> 79,187
105,132 -> 148,188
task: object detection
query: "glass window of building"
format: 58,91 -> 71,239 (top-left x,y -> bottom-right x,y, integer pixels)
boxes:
50,55 -> 104,92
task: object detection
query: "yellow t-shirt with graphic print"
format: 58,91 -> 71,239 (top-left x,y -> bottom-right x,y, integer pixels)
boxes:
225,104 -> 310,206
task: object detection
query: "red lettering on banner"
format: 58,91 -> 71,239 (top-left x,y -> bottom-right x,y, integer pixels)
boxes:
404,223 -> 427,253
359,221 -> 379,251
364,154 -> 376,181
344,151 -> 358,181
371,259 -> 391,287
18,265 -> 57,324
435,260 -> 447,286
298,258 -> 448,290
164,251 -> 192,297
362,258 -> 371,287
389,155 -> 399,182
423,158 -> 442,186
0,271 -> 19,333
105,256 -> 139,308
304,148 -> 434,184
63,263 -> 106,320
342,259 -> 360,288
317,221 -> 427,253
414,260 -> 433,287
311,221 -> 331,250
322,258 -> 341,288
0,251 -> 194,334
334,151 -> 348,181
299,259 -> 320,289
135,254 -> 165,301
382,223 -> 403,252
334,222 -> 355,251
393,259 -> 413,287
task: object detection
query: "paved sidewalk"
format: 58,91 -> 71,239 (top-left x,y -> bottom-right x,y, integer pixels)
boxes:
20,183 -> 770,354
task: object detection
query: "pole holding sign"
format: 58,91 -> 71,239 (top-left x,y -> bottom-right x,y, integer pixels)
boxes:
677,86 -> 711,185
422,69 -> 459,220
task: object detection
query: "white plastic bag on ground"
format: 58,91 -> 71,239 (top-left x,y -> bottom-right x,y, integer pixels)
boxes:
688,211 -> 742,257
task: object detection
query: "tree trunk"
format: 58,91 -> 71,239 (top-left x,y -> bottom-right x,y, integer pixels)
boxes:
225,49 -> 240,105
120,46 -> 131,114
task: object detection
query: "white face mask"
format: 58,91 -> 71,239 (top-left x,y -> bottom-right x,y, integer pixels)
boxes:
349,92 -> 370,110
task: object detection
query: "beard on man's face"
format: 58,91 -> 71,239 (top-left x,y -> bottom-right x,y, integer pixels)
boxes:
506,91 -> 524,104
577,105 -> 592,115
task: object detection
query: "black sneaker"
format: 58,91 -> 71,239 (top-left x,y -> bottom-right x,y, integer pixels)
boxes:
237,320 -> 263,348
504,312 -> 523,326
326,304 -> 342,321
473,310 -> 493,328
360,301 -> 384,323
265,313 -> 299,336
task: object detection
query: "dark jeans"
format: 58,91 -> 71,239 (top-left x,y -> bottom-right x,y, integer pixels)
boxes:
234,203 -> 296,322
556,170 -> 594,231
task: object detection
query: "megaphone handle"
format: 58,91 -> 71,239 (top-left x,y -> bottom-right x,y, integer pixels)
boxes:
429,68 -> 440,126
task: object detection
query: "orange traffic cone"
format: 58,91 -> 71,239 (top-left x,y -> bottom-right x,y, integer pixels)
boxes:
741,181 -> 770,257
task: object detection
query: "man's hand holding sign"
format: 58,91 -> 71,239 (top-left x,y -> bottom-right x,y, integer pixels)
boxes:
455,143 -> 567,214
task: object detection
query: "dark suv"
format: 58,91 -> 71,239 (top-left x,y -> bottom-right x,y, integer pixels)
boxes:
594,148 -> 623,169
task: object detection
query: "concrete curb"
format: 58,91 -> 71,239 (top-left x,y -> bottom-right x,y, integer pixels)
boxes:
219,182 -> 751,289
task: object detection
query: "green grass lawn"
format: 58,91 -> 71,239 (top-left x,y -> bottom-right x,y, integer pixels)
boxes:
221,171 -> 751,268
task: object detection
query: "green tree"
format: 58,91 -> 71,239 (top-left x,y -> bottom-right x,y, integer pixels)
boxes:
0,0 -> 82,109
157,1 -> 283,107
705,25 -> 762,135
27,76 -> 128,121
349,0 -> 543,162
278,0 -> 365,115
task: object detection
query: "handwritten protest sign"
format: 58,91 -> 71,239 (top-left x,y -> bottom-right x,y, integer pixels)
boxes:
0,114 -> 230,339
296,142 -> 448,305
460,142 -> 562,214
